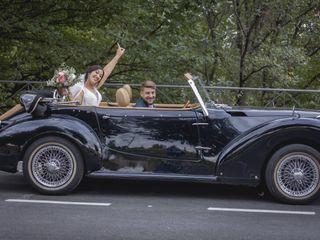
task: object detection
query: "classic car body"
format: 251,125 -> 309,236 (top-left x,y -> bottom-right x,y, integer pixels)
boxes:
0,74 -> 320,204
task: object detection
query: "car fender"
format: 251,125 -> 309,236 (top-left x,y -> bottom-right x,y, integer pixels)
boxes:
0,115 -> 102,173
216,117 -> 320,183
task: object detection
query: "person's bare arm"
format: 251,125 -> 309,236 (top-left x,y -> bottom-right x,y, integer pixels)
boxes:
97,43 -> 125,89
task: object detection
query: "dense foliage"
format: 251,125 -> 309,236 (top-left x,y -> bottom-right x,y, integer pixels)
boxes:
0,0 -> 319,109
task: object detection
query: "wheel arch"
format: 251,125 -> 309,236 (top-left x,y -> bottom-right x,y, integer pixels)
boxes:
216,119 -> 320,185
14,117 -> 103,174
259,134 -> 320,185
22,131 -> 94,174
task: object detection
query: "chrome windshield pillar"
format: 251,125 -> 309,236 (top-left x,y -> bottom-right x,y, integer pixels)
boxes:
185,73 -> 209,117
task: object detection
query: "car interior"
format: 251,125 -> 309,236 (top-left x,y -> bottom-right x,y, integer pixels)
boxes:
102,84 -> 199,110
0,85 -> 200,121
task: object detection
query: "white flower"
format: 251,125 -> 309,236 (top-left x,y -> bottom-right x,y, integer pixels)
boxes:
69,74 -> 76,80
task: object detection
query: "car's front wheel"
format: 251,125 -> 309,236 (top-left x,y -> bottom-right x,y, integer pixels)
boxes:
23,136 -> 84,195
266,144 -> 320,204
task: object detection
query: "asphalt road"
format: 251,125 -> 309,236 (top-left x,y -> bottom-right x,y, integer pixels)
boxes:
0,171 -> 319,240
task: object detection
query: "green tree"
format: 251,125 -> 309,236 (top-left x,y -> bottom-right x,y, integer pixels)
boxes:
0,0 -> 319,109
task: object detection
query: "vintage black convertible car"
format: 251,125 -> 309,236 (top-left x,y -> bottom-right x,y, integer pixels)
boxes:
0,74 -> 320,204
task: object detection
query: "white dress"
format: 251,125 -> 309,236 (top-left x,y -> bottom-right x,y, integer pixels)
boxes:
69,83 -> 102,106
82,87 -> 102,106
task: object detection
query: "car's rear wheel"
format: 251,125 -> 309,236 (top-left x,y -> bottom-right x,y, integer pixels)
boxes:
266,144 -> 320,204
23,136 -> 84,194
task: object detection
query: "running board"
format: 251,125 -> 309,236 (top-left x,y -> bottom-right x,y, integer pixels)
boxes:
88,171 -> 218,184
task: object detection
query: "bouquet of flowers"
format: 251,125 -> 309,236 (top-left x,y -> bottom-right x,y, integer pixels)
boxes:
47,64 -> 80,88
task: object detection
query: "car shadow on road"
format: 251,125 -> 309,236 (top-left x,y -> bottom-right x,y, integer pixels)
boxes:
75,177 -> 278,204
1,172 -> 319,205
0,173 -> 30,193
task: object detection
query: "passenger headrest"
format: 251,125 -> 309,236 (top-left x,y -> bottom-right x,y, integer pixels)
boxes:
116,88 -> 130,107
122,84 -> 132,100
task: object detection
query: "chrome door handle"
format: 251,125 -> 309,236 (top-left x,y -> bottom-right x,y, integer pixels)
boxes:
195,146 -> 212,150
102,115 -> 110,119
192,122 -> 209,126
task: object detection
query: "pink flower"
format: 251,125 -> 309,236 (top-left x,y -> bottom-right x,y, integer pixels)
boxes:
57,72 -> 65,84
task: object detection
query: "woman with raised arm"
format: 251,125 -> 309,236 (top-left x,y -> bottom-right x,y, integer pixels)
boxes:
71,43 -> 125,106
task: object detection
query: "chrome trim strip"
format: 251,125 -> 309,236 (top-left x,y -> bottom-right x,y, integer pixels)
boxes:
89,171 -> 218,183
192,122 -> 209,126
195,146 -> 212,150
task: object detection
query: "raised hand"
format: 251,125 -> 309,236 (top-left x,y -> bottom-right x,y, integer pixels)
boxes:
116,43 -> 125,58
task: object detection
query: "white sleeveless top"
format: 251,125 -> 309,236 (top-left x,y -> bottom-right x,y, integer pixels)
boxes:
82,87 -> 102,106
70,83 -> 102,106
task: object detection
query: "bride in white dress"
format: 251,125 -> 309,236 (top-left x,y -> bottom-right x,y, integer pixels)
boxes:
70,44 -> 125,106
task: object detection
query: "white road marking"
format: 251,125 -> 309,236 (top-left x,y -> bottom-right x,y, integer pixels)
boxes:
207,207 -> 315,215
5,199 -> 315,215
5,199 -> 111,207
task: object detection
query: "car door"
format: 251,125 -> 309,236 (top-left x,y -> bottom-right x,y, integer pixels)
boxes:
194,108 -> 240,169
96,107 -> 202,173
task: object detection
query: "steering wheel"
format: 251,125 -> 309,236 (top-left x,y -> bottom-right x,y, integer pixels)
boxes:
183,100 -> 190,109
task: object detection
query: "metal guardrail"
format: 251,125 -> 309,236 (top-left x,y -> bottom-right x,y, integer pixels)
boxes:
1,80 -> 320,111
2,80 -> 320,93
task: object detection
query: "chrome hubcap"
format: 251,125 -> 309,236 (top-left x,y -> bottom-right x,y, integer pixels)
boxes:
45,160 -> 60,172
293,170 -> 303,181
31,145 -> 74,188
276,153 -> 319,198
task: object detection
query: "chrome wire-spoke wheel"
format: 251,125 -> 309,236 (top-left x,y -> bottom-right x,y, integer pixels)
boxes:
24,136 -> 84,195
31,145 -> 74,188
266,144 -> 320,204
276,153 -> 319,198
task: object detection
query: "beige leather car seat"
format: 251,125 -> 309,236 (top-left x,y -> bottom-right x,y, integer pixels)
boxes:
115,87 -> 130,107
122,84 -> 132,101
